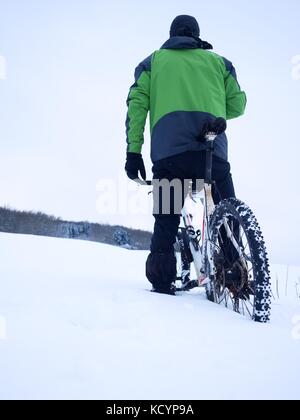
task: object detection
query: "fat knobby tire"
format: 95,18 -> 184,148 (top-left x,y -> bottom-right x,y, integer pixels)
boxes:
207,198 -> 271,323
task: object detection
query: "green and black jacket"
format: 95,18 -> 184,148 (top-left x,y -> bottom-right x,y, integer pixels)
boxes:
126,36 -> 247,162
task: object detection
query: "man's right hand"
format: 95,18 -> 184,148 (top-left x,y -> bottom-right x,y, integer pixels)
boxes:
199,117 -> 227,141
125,152 -> 147,181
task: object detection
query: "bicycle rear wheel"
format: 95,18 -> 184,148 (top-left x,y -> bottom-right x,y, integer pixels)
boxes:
206,198 -> 271,323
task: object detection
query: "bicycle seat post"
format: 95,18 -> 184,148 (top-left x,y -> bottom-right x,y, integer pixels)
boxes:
205,133 -> 217,185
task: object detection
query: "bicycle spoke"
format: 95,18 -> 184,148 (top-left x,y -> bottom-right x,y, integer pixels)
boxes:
242,241 -> 250,256
241,299 -> 245,316
230,293 -> 238,312
219,293 -> 226,305
247,298 -> 254,308
247,265 -> 254,274
248,284 -> 255,294
240,229 -> 246,242
234,298 -> 240,313
243,299 -> 253,317
243,254 -> 252,263
224,291 -> 229,308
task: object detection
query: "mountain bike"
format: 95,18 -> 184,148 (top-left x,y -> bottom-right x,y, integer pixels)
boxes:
138,118 -> 271,323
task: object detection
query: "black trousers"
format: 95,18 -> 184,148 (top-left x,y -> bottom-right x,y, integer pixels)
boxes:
150,151 -> 236,253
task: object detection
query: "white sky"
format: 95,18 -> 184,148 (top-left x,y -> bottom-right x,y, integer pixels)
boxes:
0,0 -> 299,265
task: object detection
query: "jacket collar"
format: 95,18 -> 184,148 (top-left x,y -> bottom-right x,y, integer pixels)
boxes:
161,36 -> 213,51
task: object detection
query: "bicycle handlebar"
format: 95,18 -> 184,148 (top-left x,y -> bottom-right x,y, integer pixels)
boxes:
134,179 -> 153,186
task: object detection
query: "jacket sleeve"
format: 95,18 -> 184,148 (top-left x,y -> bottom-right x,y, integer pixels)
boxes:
126,55 -> 152,154
223,58 -> 247,120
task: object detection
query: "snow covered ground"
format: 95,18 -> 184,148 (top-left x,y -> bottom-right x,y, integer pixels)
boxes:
0,232 -> 299,400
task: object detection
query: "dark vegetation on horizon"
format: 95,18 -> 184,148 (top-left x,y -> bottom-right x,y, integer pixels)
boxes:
0,206 -> 151,251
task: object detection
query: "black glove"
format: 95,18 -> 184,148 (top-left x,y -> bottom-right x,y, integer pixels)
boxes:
212,118 -> 227,135
125,152 -> 147,181
199,117 -> 227,141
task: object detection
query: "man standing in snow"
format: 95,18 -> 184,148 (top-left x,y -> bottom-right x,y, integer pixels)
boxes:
125,15 -> 247,295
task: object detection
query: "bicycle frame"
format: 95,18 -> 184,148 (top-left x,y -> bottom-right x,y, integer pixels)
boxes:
180,184 -> 215,287
178,133 -> 218,288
